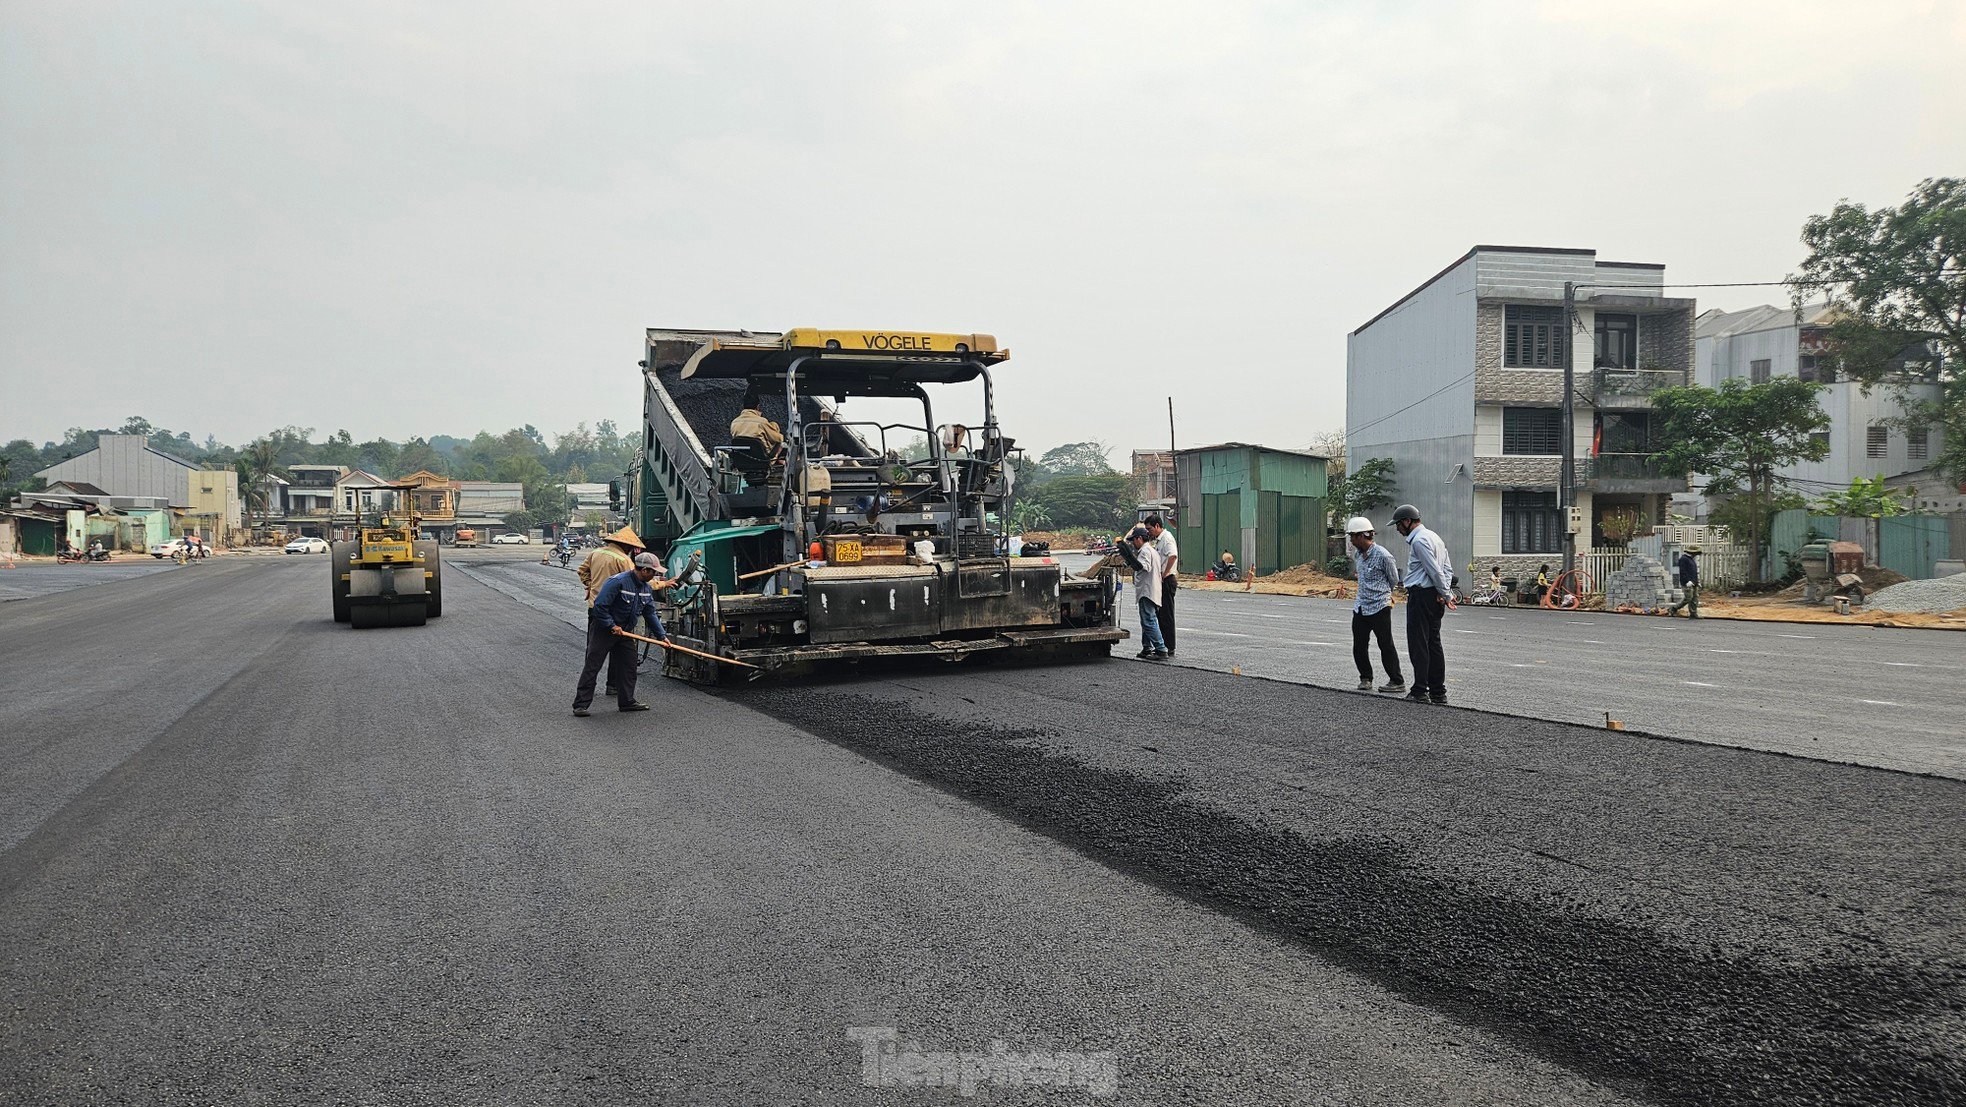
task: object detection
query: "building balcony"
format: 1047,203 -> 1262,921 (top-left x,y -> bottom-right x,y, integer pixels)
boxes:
1589,368 -> 1685,409
1587,452 -> 1685,493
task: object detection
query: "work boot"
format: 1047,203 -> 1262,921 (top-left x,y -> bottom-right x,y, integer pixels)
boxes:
620,701 -> 651,712
1378,679 -> 1407,694
1429,692 -> 1449,705
1404,692 -> 1429,704
1356,677 -> 1374,691
1147,650 -> 1168,661
1137,648 -> 1157,659
573,707 -> 591,718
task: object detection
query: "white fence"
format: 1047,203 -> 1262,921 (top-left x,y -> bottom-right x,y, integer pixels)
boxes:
1580,541 -> 1755,591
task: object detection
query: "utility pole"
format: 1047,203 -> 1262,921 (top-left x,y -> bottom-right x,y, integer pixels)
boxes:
1166,397 -> 1177,512
1560,280 -> 1577,577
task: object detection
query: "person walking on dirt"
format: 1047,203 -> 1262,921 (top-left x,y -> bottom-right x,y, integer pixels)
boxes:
1113,526 -> 1167,660
1344,517 -> 1405,694
1391,504 -> 1452,704
573,552 -> 671,716
1666,546 -> 1701,619
1144,514 -> 1179,657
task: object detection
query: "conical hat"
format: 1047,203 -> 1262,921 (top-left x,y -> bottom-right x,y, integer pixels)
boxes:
603,525 -> 644,550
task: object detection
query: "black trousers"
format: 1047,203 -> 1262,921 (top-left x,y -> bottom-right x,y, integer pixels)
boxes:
574,619 -> 639,709
1404,586 -> 1447,696
1351,608 -> 1402,682
1156,576 -> 1177,653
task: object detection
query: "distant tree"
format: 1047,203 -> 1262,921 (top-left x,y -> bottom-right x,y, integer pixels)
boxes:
1812,475 -> 1914,517
1651,378 -> 1831,581
1792,177 -> 1965,481
502,509 -> 539,533
1328,456 -> 1395,533
1025,473 -> 1132,531
238,439 -> 286,526
1036,441 -> 1116,478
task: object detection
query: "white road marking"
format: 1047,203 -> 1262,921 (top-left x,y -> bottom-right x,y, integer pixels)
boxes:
1185,629 -> 1254,638
1682,681 -> 1718,687
1707,649 -> 1742,654
1882,662 -> 1923,667
1778,634 -> 1819,640
1858,699 -> 1901,706
1577,640 -> 1606,645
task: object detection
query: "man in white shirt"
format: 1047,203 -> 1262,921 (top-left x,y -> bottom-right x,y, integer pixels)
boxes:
1113,526 -> 1167,660
1144,514 -> 1179,656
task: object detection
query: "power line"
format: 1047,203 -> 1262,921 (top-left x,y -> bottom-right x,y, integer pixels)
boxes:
1347,370 -> 1477,439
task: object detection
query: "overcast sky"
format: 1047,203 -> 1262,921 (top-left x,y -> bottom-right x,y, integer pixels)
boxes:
4,1 -> 1962,460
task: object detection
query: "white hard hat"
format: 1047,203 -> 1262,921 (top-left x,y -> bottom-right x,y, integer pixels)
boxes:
1345,516 -> 1375,534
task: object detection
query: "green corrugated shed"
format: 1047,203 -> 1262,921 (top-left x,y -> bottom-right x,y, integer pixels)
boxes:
1173,444 -> 1329,576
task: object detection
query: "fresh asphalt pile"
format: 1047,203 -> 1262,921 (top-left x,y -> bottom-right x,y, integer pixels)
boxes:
732,660 -> 1966,1107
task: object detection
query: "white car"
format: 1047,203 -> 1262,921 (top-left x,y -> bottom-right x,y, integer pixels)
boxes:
284,537 -> 330,554
150,539 -> 194,559
491,532 -> 531,545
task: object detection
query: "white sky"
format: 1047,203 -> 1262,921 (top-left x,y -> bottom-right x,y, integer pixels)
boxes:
3,1 -> 1963,458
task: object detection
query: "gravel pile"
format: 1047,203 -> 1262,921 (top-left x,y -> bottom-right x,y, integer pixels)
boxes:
1865,572 -> 1966,614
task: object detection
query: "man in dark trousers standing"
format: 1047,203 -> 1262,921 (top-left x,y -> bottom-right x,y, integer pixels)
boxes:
1344,516 -> 1405,694
1391,503 -> 1453,704
1144,514 -> 1179,657
573,551 -> 670,716
1666,545 -> 1701,618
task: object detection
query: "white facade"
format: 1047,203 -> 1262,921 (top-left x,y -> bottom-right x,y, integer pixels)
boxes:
1693,304 -> 1943,510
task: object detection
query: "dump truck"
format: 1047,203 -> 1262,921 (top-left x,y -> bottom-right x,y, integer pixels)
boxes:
331,493 -> 443,628
635,327 -> 1126,682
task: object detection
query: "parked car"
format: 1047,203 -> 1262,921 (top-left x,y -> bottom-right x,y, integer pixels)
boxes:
284,537 -> 330,555
491,532 -> 531,545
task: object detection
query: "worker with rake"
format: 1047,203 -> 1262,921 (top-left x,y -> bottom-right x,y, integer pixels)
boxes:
573,552 -> 671,716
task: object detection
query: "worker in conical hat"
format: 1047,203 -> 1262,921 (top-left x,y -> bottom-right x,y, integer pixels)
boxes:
600,525 -> 644,551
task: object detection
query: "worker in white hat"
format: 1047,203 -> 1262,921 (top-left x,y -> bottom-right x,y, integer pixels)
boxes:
1345,516 -> 1406,694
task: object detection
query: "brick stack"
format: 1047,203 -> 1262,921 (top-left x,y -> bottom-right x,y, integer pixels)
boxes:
1606,553 -> 1679,610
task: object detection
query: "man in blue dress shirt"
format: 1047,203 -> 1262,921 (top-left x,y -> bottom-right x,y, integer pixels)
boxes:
1391,504 -> 1452,704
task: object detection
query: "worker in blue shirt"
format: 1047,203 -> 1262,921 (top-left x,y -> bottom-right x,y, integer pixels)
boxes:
573,551 -> 670,716
1345,516 -> 1405,694
1391,503 -> 1453,705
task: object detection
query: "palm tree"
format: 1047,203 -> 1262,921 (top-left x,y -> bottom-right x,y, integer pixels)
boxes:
241,439 -> 287,527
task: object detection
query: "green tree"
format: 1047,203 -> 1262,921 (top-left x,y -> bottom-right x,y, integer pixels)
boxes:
1792,177 -> 1966,481
1035,441 -> 1116,478
1025,473 -> 1133,531
502,509 -> 539,533
1812,475 -> 1914,517
1329,456 -> 1396,533
238,439 -> 286,526
1651,378 -> 1830,581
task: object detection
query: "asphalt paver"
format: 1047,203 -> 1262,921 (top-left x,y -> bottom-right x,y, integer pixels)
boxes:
2,557 -> 1649,1105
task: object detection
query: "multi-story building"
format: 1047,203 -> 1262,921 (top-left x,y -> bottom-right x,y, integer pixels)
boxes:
33,434 -> 242,542
279,464 -> 345,538
1130,450 -> 1176,524
1347,245 -> 1694,578
1692,303 -> 1945,513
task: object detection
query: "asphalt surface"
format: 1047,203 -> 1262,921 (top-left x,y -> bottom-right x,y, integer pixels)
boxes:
1054,557 -> 1966,780
390,556 -> 1963,1101
0,556 -> 181,601
2,553 -> 1656,1105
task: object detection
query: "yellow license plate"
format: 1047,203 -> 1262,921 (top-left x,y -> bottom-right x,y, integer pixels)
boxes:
834,540 -> 862,563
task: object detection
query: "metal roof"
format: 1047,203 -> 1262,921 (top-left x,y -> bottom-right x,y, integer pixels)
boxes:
1176,442 -> 1330,461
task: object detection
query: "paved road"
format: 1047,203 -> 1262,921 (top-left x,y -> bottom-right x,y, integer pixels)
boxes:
3,557 -> 1654,1105
1088,566 -> 1965,779
0,557 -> 180,601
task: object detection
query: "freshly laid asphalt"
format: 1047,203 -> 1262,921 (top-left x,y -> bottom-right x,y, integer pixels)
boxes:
2,552 -> 1961,1105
